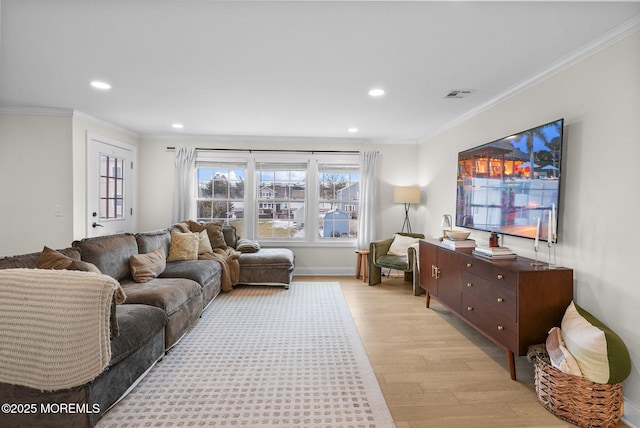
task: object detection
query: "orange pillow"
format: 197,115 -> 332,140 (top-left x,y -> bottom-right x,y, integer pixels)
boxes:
130,247 -> 166,283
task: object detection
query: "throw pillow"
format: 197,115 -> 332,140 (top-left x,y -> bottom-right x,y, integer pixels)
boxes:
167,231 -> 199,261
561,301 -> 631,384
183,220 -> 227,248
38,246 -> 75,270
130,247 -> 166,283
197,230 -> 214,254
388,234 -> 420,256
546,327 -> 582,376
200,221 -> 227,249
236,238 -> 261,253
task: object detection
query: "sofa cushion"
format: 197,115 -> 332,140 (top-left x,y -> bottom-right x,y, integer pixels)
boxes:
167,231 -> 199,262
222,225 -> 238,249
375,254 -> 409,270
109,304 -> 167,367
561,301 -> 631,384
120,277 -> 202,316
135,229 -> 171,257
130,247 -> 166,283
160,259 -> 221,287
73,234 -> 139,281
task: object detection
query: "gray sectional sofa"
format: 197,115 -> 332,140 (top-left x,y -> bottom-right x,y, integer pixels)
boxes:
0,222 -> 294,428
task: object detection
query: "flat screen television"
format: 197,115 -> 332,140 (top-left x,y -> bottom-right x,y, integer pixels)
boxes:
455,118 -> 564,242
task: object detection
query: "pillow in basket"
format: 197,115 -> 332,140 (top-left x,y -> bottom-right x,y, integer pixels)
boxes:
546,327 -> 582,377
561,301 -> 631,384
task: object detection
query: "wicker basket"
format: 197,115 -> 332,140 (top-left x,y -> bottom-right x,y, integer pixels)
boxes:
534,356 -> 624,428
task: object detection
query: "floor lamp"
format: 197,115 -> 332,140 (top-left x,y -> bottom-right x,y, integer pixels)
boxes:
393,186 -> 421,233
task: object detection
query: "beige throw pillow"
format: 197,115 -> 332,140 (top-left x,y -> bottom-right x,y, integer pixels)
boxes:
388,234 -> 420,256
197,230 -> 214,254
167,231 -> 199,261
130,247 -> 166,283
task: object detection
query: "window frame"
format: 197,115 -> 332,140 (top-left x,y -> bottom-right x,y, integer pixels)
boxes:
195,151 -> 360,247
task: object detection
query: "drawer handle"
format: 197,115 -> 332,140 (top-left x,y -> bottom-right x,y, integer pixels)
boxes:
466,282 -> 473,287
497,298 -> 504,303
466,263 -> 473,268
467,306 -> 473,311
431,265 -> 440,279
497,274 -> 504,280
497,325 -> 504,331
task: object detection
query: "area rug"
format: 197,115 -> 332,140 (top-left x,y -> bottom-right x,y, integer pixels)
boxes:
97,282 -> 395,428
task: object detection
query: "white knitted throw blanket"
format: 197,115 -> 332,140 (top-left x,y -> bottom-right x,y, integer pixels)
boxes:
0,268 -> 116,391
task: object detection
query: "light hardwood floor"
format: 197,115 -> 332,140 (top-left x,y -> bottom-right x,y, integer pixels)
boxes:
295,275 -> 627,428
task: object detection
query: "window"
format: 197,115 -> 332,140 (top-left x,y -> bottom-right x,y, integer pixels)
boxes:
193,153 -> 360,245
318,163 -> 360,239
196,164 -> 246,236
256,162 -> 307,239
99,154 -> 125,220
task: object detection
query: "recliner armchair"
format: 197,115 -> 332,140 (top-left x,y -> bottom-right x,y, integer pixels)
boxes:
368,232 -> 425,296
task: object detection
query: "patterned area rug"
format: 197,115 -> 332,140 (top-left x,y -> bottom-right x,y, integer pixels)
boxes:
98,282 -> 395,428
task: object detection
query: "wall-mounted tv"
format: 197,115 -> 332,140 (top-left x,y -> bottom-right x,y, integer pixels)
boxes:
456,118 -> 564,242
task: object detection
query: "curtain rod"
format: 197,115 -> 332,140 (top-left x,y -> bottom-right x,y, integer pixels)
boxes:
166,147 -> 361,154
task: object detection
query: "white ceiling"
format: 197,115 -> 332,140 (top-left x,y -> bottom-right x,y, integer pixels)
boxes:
1,1 -> 639,143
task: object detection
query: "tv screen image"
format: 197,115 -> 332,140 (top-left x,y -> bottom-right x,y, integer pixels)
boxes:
456,118 -> 564,241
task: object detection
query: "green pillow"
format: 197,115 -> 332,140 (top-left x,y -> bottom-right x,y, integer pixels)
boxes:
561,301 -> 631,384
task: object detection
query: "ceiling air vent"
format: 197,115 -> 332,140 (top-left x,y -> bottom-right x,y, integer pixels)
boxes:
445,90 -> 474,99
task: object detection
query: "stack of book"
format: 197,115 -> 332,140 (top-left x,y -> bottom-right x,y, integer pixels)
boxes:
441,238 -> 476,250
472,246 -> 517,259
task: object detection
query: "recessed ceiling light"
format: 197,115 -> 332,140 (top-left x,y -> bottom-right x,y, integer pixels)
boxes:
348,128 -> 358,133
368,88 -> 385,97
172,123 -> 184,129
90,81 -> 111,90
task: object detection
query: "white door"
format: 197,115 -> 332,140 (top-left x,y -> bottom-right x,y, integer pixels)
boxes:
86,134 -> 136,237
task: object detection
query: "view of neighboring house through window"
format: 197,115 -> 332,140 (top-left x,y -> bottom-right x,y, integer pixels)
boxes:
196,164 -> 246,236
318,163 -> 360,239
194,154 -> 360,243
100,154 -> 124,220
256,162 -> 307,239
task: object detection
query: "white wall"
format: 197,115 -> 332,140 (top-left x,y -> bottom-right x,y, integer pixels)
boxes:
137,137 -> 419,274
0,113 -> 74,256
417,31 -> 640,424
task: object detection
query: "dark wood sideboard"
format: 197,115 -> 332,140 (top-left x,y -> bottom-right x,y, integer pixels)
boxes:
419,239 -> 573,380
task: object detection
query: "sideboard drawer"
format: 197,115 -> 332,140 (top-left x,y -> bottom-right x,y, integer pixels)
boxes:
461,256 -> 517,289
461,271 -> 516,324
461,293 -> 517,351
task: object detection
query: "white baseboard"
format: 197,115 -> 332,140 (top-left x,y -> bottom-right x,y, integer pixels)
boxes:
293,267 -> 353,276
623,398 -> 640,428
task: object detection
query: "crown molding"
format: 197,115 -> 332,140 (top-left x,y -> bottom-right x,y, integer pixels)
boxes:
438,13 -> 640,137
0,106 -> 73,117
72,110 -> 140,139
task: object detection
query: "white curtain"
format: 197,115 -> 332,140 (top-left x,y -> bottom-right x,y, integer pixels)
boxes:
172,147 -> 197,223
356,151 -> 378,250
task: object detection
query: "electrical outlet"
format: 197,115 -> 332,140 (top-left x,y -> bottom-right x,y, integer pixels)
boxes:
54,205 -> 63,217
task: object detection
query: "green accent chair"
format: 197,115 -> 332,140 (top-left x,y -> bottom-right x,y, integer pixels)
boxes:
368,232 -> 425,296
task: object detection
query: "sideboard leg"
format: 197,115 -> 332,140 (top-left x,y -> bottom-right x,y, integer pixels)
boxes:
507,350 -> 516,380
426,293 -> 431,308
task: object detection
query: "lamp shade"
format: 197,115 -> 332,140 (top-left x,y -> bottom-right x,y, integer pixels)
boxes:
393,186 -> 421,204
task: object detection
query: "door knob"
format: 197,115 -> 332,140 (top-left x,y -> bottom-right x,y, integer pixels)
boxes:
92,222 -> 104,228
